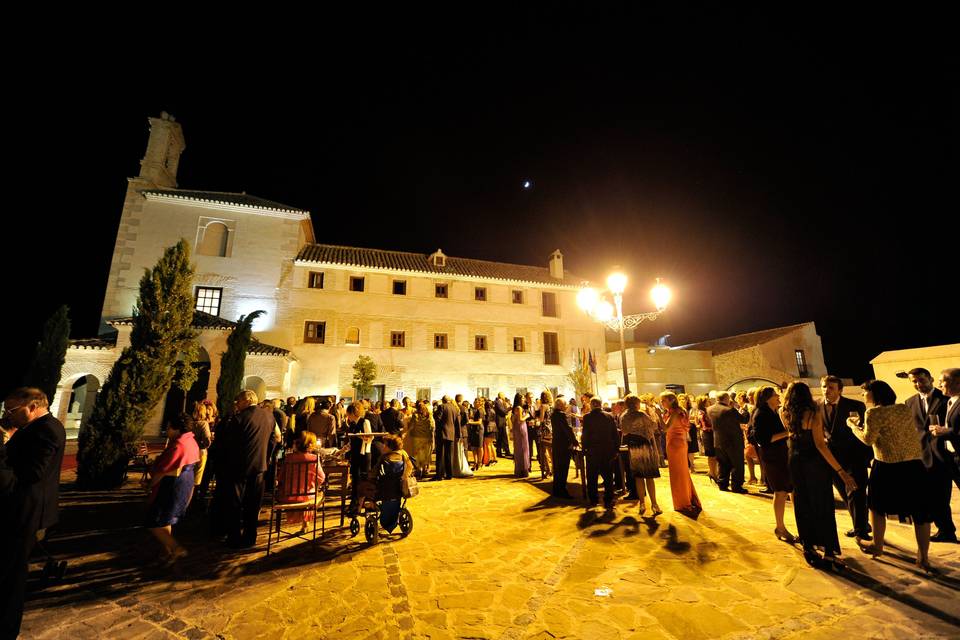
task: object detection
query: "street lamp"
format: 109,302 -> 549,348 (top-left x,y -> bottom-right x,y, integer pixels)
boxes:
577,273 -> 671,396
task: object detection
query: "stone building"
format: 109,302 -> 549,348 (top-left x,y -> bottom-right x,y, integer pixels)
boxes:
603,322 -> 828,397
55,113 -> 836,439
55,113 -> 606,437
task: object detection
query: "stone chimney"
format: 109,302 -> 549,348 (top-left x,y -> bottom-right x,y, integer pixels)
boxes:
429,249 -> 447,268
548,250 -> 564,279
138,112 -> 185,188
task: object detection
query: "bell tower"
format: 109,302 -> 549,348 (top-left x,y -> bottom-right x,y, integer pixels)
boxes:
138,111 -> 185,188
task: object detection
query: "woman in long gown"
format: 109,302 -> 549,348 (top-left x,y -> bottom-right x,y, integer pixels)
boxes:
661,392 -> 701,515
781,382 -> 857,569
511,405 -> 531,478
403,401 -> 434,479
621,394 -> 662,516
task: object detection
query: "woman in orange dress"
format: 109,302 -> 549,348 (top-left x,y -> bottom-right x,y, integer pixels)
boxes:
661,392 -> 702,515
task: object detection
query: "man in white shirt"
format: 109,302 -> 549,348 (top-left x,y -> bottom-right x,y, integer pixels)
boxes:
932,368 -> 960,542
908,368 -> 954,542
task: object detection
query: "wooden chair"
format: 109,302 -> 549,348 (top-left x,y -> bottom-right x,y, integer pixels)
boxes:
126,441 -> 151,482
321,464 -> 350,528
267,455 -> 323,556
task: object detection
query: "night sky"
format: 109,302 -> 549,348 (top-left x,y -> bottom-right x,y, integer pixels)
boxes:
5,8 -> 957,396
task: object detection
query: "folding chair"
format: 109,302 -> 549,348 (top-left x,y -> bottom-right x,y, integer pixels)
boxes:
267,455 -> 323,556
321,464 -> 350,528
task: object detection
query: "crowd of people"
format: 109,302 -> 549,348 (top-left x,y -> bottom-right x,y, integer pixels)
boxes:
1,366 -> 959,637
117,368 -> 960,572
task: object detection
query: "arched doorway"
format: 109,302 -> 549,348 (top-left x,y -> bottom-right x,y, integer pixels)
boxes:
244,376 -> 267,403
162,347 -> 212,424
727,377 -> 781,393
64,375 -> 101,440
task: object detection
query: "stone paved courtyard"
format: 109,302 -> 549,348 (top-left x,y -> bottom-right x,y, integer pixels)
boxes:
21,459 -> 960,639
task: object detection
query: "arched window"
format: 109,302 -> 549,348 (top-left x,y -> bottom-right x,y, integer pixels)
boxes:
345,327 -> 360,345
198,222 -> 229,257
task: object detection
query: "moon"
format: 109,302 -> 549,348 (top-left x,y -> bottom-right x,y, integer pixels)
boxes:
522,179 -> 533,190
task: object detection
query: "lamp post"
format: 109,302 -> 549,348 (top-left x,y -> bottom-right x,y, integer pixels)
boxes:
577,273 -> 671,396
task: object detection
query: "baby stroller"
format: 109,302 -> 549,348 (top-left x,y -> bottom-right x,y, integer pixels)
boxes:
348,453 -> 413,544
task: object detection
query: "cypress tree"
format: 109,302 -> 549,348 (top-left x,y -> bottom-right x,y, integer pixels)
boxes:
23,305 -> 71,404
215,310 -> 265,419
77,240 -> 198,488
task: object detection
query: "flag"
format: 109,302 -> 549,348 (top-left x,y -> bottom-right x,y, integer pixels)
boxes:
588,349 -> 597,374
581,348 -> 590,375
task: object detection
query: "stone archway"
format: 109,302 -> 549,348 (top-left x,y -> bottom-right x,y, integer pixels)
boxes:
162,346 -> 212,423
726,377 -> 780,393
60,374 -> 101,440
244,376 -> 267,403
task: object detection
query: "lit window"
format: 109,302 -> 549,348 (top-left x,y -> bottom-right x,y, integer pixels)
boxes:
476,387 -> 490,399
417,388 -> 431,402
350,276 -> 365,292
544,332 -> 560,365
475,335 -> 487,351
513,337 -> 525,352
346,327 -> 360,345
512,290 -> 524,304
391,331 -> 405,347
308,272 -> 324,289
435,283 -> 448,298
475,287 -> 487,301
195,287 -> 222,316
795,350 -> 809,377
434,333 -> 448,349
304,321 -> 326,344
393,280 -> 407,295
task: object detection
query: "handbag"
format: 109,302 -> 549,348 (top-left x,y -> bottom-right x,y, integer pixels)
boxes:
402,474 -> 419,499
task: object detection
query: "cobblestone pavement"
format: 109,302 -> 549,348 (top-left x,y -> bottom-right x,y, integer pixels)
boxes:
21,458 -> 960,639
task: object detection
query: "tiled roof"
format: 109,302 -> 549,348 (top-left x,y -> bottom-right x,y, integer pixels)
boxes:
295,244 -> 582,286
248,340 -> 290,357
141,189 -> 308,215
674,322 -> 813,356
69,337 -> 116,350
106,311 -> 290,357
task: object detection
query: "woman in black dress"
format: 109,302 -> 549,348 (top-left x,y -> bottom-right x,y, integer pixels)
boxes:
751,386 -> 796,544
781,382 -> 857,568
621,394 -> 662,516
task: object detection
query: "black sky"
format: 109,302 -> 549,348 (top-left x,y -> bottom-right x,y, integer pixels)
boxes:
5,8 -> 957,396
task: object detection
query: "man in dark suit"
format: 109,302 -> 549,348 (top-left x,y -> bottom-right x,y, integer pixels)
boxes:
215,390 -> 276,548
551,399 -> 578,499
706,392 -> 750,493
581,398 -> 620,509
931,368 -> 960,542
905,368 -> 954,542
1,388 -> 66,639
434,396 -> 458,480
381,399 -> 404,435
820,375 -> 871,539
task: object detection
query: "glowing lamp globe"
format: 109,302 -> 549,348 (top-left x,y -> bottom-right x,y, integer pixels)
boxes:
651,280 -> 671,311
594,300 -> 615,322
576,287 -> 599,312
606,272 -> 628,295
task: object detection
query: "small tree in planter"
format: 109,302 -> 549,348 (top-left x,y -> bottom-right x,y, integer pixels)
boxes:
352,355 -> 377,401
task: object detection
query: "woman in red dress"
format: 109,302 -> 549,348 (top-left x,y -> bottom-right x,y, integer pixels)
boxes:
661,392 -> 702,515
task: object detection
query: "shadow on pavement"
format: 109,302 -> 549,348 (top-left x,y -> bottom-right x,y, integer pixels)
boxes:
25,479 -> 376,612
830,557 -> 960,628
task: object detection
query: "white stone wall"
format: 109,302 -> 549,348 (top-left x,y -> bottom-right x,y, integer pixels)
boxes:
101,193 -> 306,335
278,263 -> 607,400
605,347 -> 716,398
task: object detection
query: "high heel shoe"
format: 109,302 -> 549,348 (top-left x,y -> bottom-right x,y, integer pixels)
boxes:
857,541 -> 882,558
651,506 -> 663,516
774,528 -> 798,544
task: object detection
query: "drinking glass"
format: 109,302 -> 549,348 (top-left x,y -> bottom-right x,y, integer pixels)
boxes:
848,411 -> 860,427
